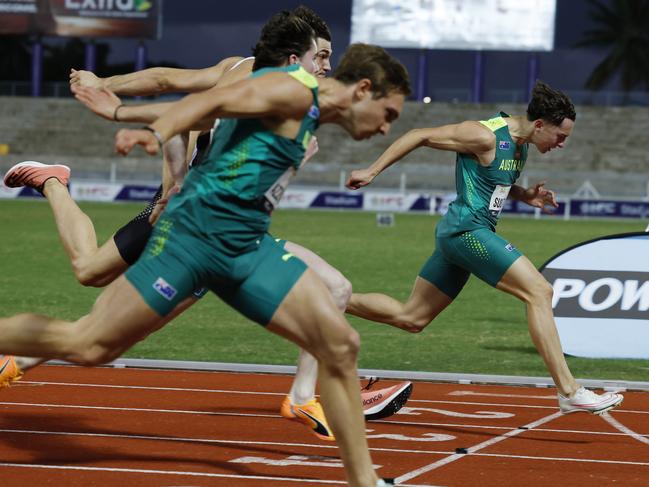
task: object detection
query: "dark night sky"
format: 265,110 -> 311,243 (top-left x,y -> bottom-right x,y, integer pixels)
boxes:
100,0 -> 614,94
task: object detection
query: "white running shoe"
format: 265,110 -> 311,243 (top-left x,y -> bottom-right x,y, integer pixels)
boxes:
558,387 -> 623,415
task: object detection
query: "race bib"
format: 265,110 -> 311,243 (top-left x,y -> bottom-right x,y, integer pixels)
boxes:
262,166 -> 296,213
489,184 -> 511,217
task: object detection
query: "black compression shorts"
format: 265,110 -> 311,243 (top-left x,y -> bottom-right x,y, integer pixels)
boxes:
113,185 -> 163,265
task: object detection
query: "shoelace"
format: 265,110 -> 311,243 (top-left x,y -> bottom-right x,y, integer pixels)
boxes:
362,376 -> 380,391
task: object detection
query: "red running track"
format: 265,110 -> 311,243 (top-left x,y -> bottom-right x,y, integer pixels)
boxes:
0,365 -> 647,486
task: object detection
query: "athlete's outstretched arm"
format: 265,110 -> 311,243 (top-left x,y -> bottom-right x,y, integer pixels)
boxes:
73,57 -> 255,125
69,57 -> 243,97
72,84 -> 176,124
510,181 -> 559,212
115,72 -> 313,156
346,122 -> 495,189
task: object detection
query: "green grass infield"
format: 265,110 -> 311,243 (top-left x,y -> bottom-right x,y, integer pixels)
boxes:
1,199 -> 647,381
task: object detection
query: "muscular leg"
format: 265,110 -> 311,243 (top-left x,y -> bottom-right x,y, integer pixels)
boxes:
269,268 -> 377,487
42,179 -> 128,287
0,276 -> 165,365
347,276 -> 453,333
496,256 -> 580,397
10,294 -> 198,377
283,241 -> 351,404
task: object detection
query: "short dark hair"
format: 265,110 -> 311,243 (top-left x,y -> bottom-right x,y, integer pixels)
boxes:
527,80 -> 576,125
333,43 -> 411,98
292,5 -> 331,42
252,12 -> 316,71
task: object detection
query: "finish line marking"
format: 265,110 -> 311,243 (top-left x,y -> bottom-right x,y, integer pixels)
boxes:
395,411 -> 563,484
601,412 -> 649,446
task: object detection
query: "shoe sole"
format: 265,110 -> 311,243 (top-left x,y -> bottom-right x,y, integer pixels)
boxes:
364,382 -> 413,421
294,407 -> 335,441
561,395 -> 624,415
4,161 -> 70,188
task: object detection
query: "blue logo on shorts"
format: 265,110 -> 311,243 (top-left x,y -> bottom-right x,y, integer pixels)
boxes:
307,105 -> 320,119
499,141 -> 511,150
153,277 -> 177,300
505,243 -> 515,252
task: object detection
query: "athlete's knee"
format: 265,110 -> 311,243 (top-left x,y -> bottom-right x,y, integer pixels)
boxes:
318,326 -> 360,376
70,339 -> 120,366
71,259 -> 108,288
523,275 -> 554,306
330,277 -> 352,311
61,322 -> 121,366
74,268 -> 103,288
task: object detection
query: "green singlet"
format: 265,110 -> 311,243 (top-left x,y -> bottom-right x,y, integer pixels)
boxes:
125,65 -> 320,323
420,112 -> 526,297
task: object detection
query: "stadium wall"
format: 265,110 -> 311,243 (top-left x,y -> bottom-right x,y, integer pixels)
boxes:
1,96 -> 648,197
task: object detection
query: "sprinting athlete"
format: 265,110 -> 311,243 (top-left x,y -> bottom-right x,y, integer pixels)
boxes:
0,41 -> 410,487
3,7 -> 413,440
345,80 -> 623,416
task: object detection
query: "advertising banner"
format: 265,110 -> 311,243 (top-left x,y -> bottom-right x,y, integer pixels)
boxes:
0,184 -> 22,199
70,181 -> 123,202
0,0 -> 161,38
311,191 -> 363,210
540,232 -> 649,359
363,192 -> 431,212
351,0 -> 556,51
570,199 -> 649,219
115,184 -> 159,201
278,188 -> 320,209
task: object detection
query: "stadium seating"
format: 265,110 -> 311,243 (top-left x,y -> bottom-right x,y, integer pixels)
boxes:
1,96 -> 647,196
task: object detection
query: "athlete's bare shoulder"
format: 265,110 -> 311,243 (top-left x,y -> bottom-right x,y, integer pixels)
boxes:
214,57 -> 254,88
213,56 -> 246,72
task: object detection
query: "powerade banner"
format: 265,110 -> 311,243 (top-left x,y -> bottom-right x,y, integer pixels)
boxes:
0,0 -> 161,38
540,233 -> 649,359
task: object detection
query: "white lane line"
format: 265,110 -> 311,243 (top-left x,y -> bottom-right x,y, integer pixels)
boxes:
2,401 -> 647,439
376,419 -> 644,438
0,402 -> 649,442
0,401 -> 279,417
447,391 -> 555,399
601,412 -> 649,446
0,462 -> 438,486
2,427 -> 646,468
403,400 -> 648,414
394,411 -> 563,484
0,428 -> 339,449
476,452 -> 649,466
15,382 -> 648,414
0,462 -> 346,484
18,380 -> 287,396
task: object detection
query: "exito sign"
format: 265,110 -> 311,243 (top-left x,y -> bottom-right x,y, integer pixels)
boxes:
0,0 -> 161,38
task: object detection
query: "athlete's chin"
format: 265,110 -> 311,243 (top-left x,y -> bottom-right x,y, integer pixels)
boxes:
351,130 -> 374,141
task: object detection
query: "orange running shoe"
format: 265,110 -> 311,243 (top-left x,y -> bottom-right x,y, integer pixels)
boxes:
0,355 -> 23,388
279,396 -> 334,441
